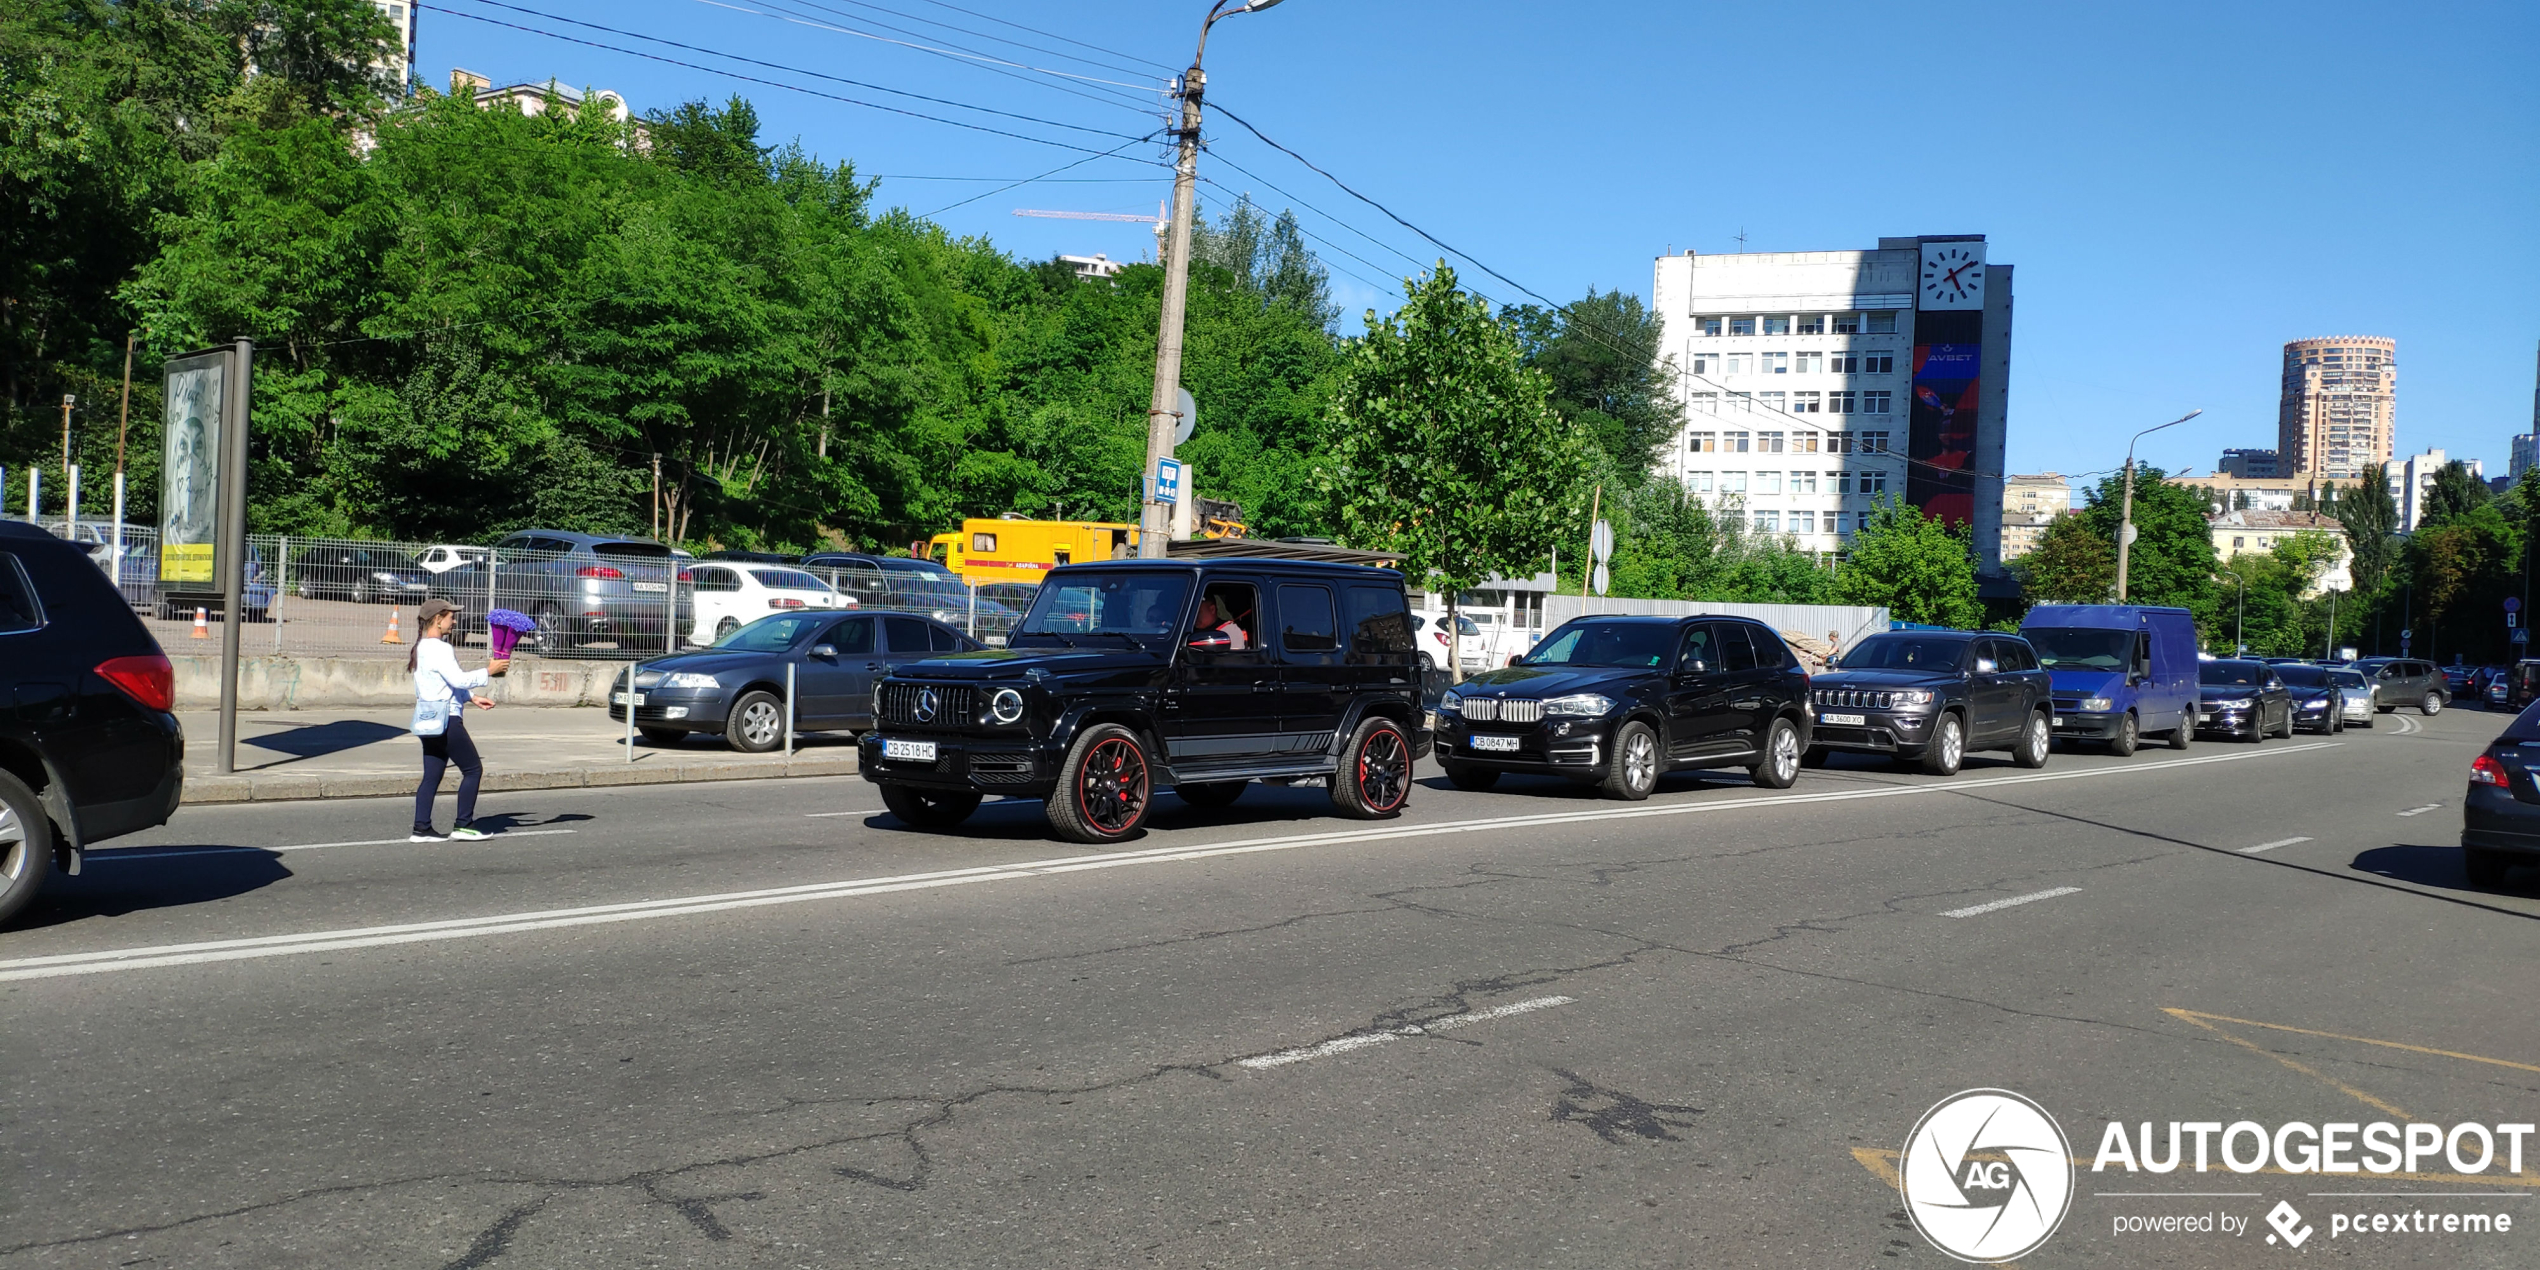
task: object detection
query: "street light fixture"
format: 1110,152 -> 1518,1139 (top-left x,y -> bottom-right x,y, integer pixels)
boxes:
2113,409 -> 2202,601
1138,0 -> 1286,558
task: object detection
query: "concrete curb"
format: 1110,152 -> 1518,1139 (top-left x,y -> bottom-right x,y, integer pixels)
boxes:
182,754 -> 860,805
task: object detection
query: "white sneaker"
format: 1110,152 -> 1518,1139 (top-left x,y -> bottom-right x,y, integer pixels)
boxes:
448,826 -> 489,841
409,830 -> 447,843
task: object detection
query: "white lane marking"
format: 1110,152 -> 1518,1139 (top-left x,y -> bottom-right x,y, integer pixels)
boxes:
1237,996 -> 1575,1069
87,830 -> 580,861
1941,887 -> 2082,919
2239,836 -> 2312,854
2394,715 -> 2422,735
2396,804 -> 2441,817
4,743 -> 2340,982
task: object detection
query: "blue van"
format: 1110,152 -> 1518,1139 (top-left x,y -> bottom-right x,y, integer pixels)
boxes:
2018,605 -> 2200,755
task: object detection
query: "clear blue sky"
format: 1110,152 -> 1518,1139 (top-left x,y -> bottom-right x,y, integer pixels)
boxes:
420,0 -> 2540,485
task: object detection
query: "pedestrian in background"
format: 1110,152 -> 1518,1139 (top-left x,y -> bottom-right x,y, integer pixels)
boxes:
409,598 -> 508,842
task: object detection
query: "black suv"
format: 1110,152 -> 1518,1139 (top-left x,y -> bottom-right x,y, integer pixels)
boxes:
0,521 -> 185,925
858,560 -> 1429,842
1436,615 -> 1812,798
1807,629 -> 2054,775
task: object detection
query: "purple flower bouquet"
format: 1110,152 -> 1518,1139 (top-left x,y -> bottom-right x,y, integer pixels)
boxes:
487,609 -> 537,666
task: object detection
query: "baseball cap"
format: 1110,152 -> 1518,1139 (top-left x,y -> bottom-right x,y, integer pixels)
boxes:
417,597 -> 462,626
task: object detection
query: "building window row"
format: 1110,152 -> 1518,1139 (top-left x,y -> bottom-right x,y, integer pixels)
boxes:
1688,352 -> 1896,378
1683,470 -> 1891,496
1689,389 -> 1894,417
1686,429 -> 1892,454
1697,312 -> 1900,338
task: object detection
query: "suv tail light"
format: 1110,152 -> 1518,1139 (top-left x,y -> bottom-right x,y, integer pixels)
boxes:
96,653 -> 176,712
676,569 -> 693,583
576,565 -> 625,580
2471,754 -> 2509,786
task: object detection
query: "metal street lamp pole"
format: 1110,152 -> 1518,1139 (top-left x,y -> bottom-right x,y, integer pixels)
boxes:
2115,408 -> 2203,601
1139,0 -> 1285,559
2219,567 -> 2245,656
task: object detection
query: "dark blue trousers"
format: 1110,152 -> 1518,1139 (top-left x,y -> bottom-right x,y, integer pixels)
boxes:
415,714 -> 482,832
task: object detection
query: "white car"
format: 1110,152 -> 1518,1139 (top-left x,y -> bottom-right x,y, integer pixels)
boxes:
2328,666 -> 2376,728
415,544 -> 488,575
1410,611 -> 1488,673
686,563 -> 851,646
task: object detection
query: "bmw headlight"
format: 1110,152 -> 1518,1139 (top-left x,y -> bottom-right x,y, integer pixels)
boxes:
1543,693 -> 1615,717
987,687 -> 1025,725
2079,696 -> 2114,712
659,672 -> 720,689
1438,689 -> 1464,716
2214,697 -> 2253,709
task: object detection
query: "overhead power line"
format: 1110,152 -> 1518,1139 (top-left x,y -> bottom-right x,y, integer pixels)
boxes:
899,0 -> 1176,73
444,0 -> 1153,143
920,132 -> 1162,218
421,4 -> 1167,160
743,0 -> 1163,115
690,0 -> 1166,97
777,0 -> 1168,82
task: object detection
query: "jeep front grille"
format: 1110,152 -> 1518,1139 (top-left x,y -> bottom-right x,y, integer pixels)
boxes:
1813,687 -> 1899,710
879,682 -> 975,729
1462,697 -> 1542,724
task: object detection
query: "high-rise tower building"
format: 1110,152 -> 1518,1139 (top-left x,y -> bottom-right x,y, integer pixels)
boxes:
2276,336 -> 2395,479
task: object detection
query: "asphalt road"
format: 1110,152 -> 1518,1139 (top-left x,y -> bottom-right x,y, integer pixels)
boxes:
6,706 -> 2539,1268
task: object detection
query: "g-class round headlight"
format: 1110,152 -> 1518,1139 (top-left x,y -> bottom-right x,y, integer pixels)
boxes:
988,687 -> 1025,725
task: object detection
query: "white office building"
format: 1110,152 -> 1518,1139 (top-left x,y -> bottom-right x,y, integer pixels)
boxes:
1650,236 -> 2012,574
2390,447 -> 2480,532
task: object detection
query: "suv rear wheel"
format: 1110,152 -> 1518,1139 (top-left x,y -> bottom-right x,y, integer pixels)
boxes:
1331,717 -> 1412,819
0,770 -> 54,927
879,784 -> 982,829
1599,721 -> 1660,801
1047,724 -> 1152,843
2422,691 -> 2443,716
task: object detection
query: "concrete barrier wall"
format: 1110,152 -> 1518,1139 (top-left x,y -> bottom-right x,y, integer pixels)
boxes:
173,655 -> 625,710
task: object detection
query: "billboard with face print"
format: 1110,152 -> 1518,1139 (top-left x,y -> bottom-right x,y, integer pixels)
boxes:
158,349 -> 229,584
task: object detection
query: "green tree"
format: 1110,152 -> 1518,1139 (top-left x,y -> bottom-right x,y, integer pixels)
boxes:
2075,465 -> 2217,615
2011,513 -> 2114,604
2403,503 -> 2521,663
1320,264 -> 1588,680
1190,194 -> 1336,329
2422,460 -> 2491,528
1505,288 -> 1683,480
2338,464 -> 2400,595
1833,494 -> 1981,627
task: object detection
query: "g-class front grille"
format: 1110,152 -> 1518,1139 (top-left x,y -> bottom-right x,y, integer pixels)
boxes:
879,682 -> 975,729
1813,687 -> 1899,710
1461,697 -> 1543,724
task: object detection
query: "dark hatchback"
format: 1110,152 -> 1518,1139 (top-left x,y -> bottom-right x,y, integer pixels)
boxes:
1436,615 -> 1811,799
2465,707 -> 2540,888
608,610 -> 979,751
2195,659 -> 2294,741
1807,629 -> 2055,775
0,520 -> 184,925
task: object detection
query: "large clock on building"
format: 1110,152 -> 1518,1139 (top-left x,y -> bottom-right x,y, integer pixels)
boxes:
1919,242 -> 1986,310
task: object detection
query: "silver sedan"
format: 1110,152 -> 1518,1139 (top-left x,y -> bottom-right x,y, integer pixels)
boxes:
2327,667 -> 2376,728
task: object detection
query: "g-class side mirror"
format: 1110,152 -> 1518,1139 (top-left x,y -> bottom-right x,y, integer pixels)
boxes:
1185,630 -> 1233,653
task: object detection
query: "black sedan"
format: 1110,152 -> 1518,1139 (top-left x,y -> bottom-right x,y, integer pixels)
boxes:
607,610 -> 979,751
1435,614 -> 1811,800
2271,662 -> 2348,734
293,545 -> 433,605
2195,659 -> 2293,741
2463,709 -> 2540,889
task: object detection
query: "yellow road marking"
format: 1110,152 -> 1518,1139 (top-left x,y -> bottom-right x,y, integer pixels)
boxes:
2167,1009 -> 2540,1076
2166,1009 -> 2409,1118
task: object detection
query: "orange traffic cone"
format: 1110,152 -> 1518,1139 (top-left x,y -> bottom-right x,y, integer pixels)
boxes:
380,607 -> 403,645
190,606 -> 209,639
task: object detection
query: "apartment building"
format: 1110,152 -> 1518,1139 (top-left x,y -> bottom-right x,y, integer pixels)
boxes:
1998,473 -> 2072,560
2390,447 -> 2479,532
2218,448 -> 2285,478
2514,341 -> 2540,481
1649,235 -> 2012,572
2277,337 -> 2396,479
2210,510 -> 2353,596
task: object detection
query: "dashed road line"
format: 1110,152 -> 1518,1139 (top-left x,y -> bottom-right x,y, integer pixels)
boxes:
1237,996 -> 1575,1069
2396,804 -> 2441,817
86,829 -> 580,861
5,743 -> 2338,982
1941,887 -> 2082,919
2239,837 -> 2312,854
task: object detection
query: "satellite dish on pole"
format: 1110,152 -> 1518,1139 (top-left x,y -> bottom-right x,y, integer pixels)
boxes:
1174,386 -> 1196,447
2121,524 -> 2140,546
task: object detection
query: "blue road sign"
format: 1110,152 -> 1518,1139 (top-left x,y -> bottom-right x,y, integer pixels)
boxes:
1153,456 -> 1183,505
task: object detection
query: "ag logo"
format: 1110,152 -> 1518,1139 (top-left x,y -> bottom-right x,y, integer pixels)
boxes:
913,688 -> 939,723
1899,1088 -> 2075,1263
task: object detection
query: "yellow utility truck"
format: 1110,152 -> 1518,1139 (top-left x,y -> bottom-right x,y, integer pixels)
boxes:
929,518 -> 1139,586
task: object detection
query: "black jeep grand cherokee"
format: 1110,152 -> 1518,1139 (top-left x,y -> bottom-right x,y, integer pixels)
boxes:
1806,628 -> 2053,775
858,560 -> 1429,842
1436,615 -> 1812,799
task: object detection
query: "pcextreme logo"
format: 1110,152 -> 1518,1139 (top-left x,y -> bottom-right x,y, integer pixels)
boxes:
1899,1089 -> 2077,1263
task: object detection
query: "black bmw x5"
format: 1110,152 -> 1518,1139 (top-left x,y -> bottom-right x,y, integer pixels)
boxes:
1435,615 -> 1812,799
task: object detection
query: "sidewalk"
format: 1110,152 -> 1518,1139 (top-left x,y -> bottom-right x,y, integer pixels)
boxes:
178,706 -> 857,805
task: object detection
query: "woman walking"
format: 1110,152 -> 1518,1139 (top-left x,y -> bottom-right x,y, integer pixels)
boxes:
410,598 -> 508,842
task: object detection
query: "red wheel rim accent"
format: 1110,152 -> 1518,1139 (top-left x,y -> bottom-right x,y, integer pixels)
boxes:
1356,725 -> 1409,811
1076,736 -> 1149,834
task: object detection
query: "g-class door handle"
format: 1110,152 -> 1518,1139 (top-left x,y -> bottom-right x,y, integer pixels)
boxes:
1253,680 -> 1276,692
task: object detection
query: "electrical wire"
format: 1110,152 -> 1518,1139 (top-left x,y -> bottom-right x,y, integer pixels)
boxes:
689,0 -> 1166,96
421,4 -> 1167,159
783,0 -> 1168,82
921,131 -> 1164,218
742,0 -> 1164,116
905,0 -> 1175,73
442,0 -> 1154,143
